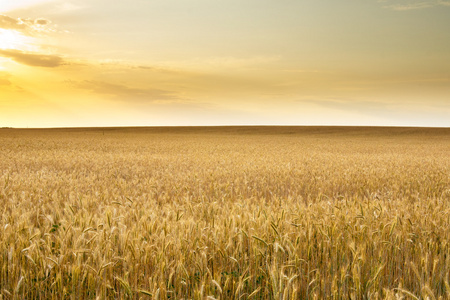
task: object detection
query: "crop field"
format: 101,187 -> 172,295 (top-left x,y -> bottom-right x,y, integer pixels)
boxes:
0,126 -> 449,299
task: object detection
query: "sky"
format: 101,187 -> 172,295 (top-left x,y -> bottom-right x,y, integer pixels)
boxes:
0,0 -> 449,127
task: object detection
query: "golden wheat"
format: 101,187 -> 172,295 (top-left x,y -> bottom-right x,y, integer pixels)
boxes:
0,127 -> 449,299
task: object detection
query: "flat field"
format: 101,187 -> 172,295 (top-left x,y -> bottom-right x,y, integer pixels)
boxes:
0,126 -> 449,299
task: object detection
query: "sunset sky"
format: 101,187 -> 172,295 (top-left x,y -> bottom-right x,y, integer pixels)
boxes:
1,0 -> 449,127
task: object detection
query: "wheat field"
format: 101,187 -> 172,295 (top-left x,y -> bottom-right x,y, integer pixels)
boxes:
0,126 -> 449,299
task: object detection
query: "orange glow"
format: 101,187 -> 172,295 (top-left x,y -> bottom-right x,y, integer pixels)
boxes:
0,1 -> 449,127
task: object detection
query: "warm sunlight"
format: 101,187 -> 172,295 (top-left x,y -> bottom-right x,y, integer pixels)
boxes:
0,0 -> 449,127
0,1 -> 449,298
0,29 -> 32,50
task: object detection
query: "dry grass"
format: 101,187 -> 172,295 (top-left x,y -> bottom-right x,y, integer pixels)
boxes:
0,126 -> 449,299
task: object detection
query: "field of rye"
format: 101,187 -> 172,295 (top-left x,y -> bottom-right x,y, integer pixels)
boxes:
0,126 -> 449,299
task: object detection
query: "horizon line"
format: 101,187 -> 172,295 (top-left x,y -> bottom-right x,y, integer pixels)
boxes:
2,124 -> 449,130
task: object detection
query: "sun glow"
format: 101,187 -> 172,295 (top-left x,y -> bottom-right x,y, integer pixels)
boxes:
0,29 -> 34,50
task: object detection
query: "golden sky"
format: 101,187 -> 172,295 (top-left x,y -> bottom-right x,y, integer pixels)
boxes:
1,0 -> 449,127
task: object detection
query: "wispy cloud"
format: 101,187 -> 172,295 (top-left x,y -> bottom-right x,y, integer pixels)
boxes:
379,0 -> 450,10
73,80 -> 181,103
305,98 -> 391,113
0,14 -> 54,35
0,76 -> 12,86
0,49 -> 64,67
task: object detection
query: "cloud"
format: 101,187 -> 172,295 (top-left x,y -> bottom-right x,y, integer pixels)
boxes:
305,98 -> 391,112
0,15 -> 27,31
0,49 -> 64,67
35,19 -> 50,26
74,80 -> 181,103
379,0 -> 450,10
0,14 -> 53,35
0,72 -> 12,86
0,78 -> 12,86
